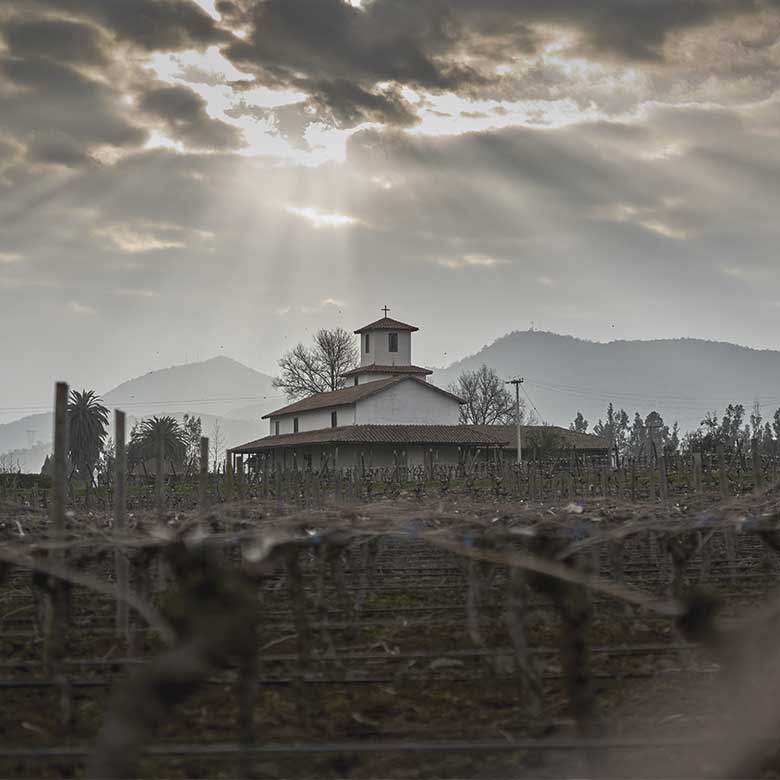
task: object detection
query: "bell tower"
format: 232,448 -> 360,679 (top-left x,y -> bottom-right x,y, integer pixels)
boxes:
342,308 -> 432,385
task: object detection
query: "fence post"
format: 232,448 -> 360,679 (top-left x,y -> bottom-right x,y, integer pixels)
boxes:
648,459 -> 656,500
717,443 -> 728,499
659,452 -> 669,501
199,437 -> 209,507
224,452 -> 233,502
752,438 -> 762,490
114,410 -> 129,644
52,382 -> 68,542
693,452 -> 703,493
48,381 -> 72,727
236,455 -> 244,500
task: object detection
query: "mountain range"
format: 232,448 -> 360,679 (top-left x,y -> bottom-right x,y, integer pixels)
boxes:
4,332 -> 780,472
430,331 -> 780,433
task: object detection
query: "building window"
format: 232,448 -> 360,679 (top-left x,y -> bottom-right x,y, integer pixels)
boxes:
274,420 -> 280,436
331,410 -> 338,428
388,332 -> 398,352
293,417 -> 299,433
354,377 -> 359,386
365,333 -> 370,353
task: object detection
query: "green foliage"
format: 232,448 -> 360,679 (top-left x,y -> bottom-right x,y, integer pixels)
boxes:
587,404 -> 681,463
67,389 -> 109,484
182,414 -> 202,475
524,427 -> 564,458
569,412 -> 588,433
128,416 -> 186,472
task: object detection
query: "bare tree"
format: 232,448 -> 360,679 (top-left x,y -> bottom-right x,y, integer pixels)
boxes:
273,328 -> 358,400
210,419 -> 225,472
449,364 -> 523,425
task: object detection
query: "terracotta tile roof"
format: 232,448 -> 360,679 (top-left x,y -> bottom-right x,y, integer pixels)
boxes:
354,316 -> 418,334
231,425 -> 504,452
263,376 -> 463,419
468,425 -> 610,451
341,364 -> 433,377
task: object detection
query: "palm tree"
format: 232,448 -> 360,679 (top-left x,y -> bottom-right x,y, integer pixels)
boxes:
67,389 -> 109,502
128,416 -> 186,477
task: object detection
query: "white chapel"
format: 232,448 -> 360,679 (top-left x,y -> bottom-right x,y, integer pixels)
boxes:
230,310 -> 503,472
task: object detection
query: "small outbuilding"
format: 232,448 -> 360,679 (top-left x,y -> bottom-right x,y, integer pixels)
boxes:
468,425 -> 611,464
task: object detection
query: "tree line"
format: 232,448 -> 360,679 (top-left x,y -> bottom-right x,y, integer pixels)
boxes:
40,390 -> 224,491
570,400 -> 780,465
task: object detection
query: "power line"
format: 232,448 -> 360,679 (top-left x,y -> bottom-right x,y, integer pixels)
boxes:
523,379 -> 780,410
520,384 -> 544,422
0,394 -> 287,415
530,377 -> 780,404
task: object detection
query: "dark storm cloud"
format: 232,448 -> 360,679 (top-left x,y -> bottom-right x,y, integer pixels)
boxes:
309,80 -> 418,128
22,0 -> 228,51
1,17 -> 109,66
139,84 -> 244,149
0,57 -> 147,167
227,80 -> 416,146
223,0 -> 490,125
26,134 -> 96,168
0,0 -> 242,168
222,0 -> 775,126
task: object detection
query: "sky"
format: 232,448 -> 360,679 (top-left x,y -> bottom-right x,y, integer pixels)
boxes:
2,0 -> 780,422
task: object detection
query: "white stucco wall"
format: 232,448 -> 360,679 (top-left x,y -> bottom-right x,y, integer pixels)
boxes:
354,380 -> 460,425
268,404 -> 353,435
256,442 -> 494,474
360,330 -> 412,367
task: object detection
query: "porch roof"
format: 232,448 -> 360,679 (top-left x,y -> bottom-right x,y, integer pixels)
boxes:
230,424 -> 503,453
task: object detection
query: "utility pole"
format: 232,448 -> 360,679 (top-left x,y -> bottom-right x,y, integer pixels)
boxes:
506,378 -> 524,465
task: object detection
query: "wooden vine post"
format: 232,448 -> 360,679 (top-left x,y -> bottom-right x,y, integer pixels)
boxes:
717,443 -> 728,499
648,457 -> 656,500
236,455 -> 244,500
659,452 -> 669,501
752,438 -> 762,490
47,381 -> 72,727
114,410 -> 129,644
693,452 -> 703,493
199,436 -> 209,507
224,452 -> 233,502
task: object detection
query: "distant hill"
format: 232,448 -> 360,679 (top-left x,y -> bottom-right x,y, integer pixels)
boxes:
103,356 -> 279,418
0,356 -> 278,471
0,412 -> 53,455
0,441 -> 52,475
432,331 -> 780,432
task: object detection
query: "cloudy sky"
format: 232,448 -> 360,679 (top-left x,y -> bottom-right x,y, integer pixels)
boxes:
2,0 -> 780,420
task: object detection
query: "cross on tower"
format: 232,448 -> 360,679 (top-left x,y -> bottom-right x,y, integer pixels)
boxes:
382,305 -> 390,317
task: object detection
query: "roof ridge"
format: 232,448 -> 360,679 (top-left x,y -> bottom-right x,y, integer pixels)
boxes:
262,375 -> 408,419
341,364 -> 433,376
354,316 -> 419,334
263,374 -> 463,419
